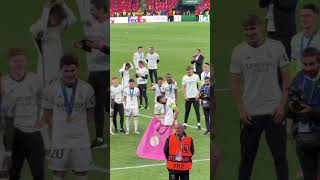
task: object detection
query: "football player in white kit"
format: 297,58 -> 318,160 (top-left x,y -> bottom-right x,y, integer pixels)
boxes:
150,77 -> 164,116
133,46 -> 145,70
2,48 -> 45,180
0,74 -> 15,180
31,0 -> 77,154
38,54 -> 95,180
123,79 -> 140,135
161,73 -> 178,105
156,95 -> 179,126
119,62 -> 134,88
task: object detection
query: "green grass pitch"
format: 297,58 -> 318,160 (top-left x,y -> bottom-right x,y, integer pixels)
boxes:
0,1 -> 107,179
110,22 -> 210,180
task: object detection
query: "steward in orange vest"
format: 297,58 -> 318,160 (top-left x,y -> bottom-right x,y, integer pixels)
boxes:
164,124 -> 194,180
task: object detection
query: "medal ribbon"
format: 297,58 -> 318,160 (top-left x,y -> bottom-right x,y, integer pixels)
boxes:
129,88 -> 134,100
61,80 -> 78,117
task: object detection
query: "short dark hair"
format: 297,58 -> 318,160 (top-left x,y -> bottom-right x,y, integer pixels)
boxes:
138,60 -> 144,65
157,77 -> 163,81
303,47 -> 320,60
129,78 -> 135,83
125,62 -> 131,68
156,95 -> 163,103
204,62 -> 210,66
302,3 -> 320,14
204,77 -> 210,80
196,49 -> 201,52
138,46 -> 143,49
60,54 -> 79,69
242,14 -> 262,27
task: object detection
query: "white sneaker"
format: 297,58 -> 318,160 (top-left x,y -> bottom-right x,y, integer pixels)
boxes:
134,130 -> 140,134
126,131 -> 130,135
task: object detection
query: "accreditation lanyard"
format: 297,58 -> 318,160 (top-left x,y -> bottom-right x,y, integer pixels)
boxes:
300,32 -> 316,59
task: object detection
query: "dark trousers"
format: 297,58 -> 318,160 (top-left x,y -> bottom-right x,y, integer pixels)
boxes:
169,171 -> 189,180
203,107 -> 210,131
88,71 -> 108,139
138,84 -> 148,107
10,128 -> 45,180
194,71 -> 202,77
113,103 -> 124,130
184,98 -> 200,124
296,145 -> 320,180
239,115 -> 288,180
149,69 -> 158,84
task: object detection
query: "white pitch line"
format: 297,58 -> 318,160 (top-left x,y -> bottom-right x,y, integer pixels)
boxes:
110,158 -> 209,171
90,164 -> 109,173
138,114 -> 207,131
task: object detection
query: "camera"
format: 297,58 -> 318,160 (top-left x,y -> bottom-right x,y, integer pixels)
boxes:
288,86 -> 305,112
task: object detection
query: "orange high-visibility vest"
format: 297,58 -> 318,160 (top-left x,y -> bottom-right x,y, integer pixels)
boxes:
166,135 -> 192,171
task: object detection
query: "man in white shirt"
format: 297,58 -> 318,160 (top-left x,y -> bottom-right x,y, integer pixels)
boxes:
119,62 -> 133,88
0,74 -> 16,180
146,47 -> 160,85
2,48 -> 45,180
161,73 -> 178,105
136,61 -> 149,109
133,46 -> 145,70
200,63 -> 210,81
230,15 -> 290,180
31,0 -> 77,87
38,54 -> 95,180
74,0 -> 109,148
291,4 -> 320,72
123,79 -> 140,135
182,66 -> 201,130
110,77 -> 125,133
156,95 -> 179,126
151,77 -> 164,116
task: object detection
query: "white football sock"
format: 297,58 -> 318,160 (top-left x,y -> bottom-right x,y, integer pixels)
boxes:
134,117 -> 139,131
126,117 -> 130,132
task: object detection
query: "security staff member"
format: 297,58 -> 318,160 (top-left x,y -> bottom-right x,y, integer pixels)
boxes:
164,123 -> 194,180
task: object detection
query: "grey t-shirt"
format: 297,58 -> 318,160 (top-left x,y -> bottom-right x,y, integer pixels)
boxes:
230,38 -> 289,115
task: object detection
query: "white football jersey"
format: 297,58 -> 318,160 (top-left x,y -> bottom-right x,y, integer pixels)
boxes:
163,98 -> 176,126
291,31 -> 320,71
146,52 -> 159,69
136,67 -> 149,85
1,73 -> 42,133
123,87 -> 140,109
119,63 -> 133,88
42,79 -> 95,149
161,81 -> 178,101
110,85 -> 123,104
182,74 -> 200,98
30,2 -> 76,86
200,71 -> 210,81
133,52 -> 145,69
152,84 -> 163,102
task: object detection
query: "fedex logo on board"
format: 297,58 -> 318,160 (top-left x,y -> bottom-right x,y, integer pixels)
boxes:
128,16 -> 147,23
